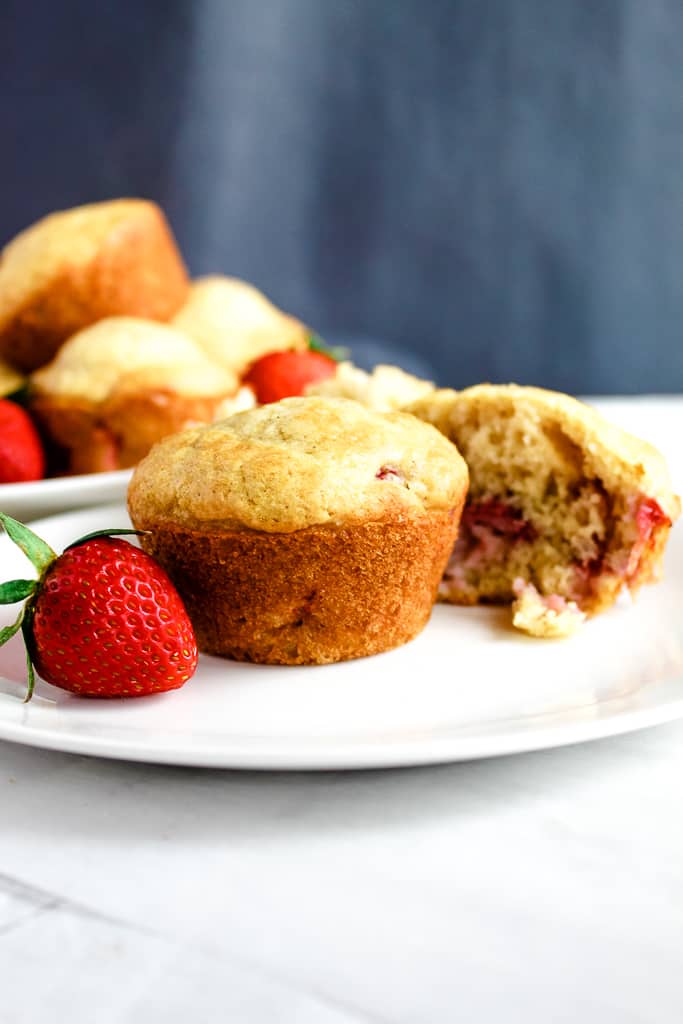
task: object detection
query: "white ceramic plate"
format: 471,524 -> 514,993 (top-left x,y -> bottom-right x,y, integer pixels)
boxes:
1,503 -> 683,770
0,470 -> 132,522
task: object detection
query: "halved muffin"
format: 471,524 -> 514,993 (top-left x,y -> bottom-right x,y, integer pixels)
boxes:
408,384 -> 680,636
30,317 -> 239,475
128,396 -> 469,664
173,275 -> 308,377
0,199 -> 189,372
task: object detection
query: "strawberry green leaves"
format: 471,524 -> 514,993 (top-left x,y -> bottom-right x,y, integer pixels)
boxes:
0,579 -> 37,604
308,333 -> 349,363
0,512 -> 56,702
0,512 -> 56,574
0,607 -> 26,647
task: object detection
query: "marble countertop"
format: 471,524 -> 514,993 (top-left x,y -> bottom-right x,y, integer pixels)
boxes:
2,725 -> 683,1023
2,396 -> 683,1023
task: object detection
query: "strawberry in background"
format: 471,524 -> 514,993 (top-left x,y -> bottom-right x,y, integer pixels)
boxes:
0,398 -> 45,483
243,335 -> 344,404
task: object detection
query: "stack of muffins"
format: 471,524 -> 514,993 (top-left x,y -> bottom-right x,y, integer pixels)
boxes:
0,198 -> 313,475
0,197 -> 439,478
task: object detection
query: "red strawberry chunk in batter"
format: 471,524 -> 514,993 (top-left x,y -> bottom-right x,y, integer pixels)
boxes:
376,465 -> 405,482
462,499 -> 537,544
626,495 -> 671,581
636,496 -> 670,538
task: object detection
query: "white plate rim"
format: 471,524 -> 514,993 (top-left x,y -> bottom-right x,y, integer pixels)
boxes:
0,686 -> 681,770
0,468 -> 132,501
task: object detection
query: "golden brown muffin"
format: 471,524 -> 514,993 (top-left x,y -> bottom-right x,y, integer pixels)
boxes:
30,317 -> 240,475
128,396 -> 469,664
172,275 -> 308,376
0,199 -> 189,372
408,384 -> 680,637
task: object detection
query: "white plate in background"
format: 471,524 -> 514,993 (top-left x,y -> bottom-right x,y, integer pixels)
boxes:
0,469 -> 132,522
0,502 -> 682,770
587,395 -> 683,484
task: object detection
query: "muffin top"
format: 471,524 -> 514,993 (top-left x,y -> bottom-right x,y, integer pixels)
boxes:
31,317 -> 238,402
128,396 -> 468,533
0,200 -> 161,325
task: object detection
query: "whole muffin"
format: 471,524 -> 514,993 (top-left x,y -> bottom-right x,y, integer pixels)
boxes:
0,199 -> 189,372
30,317 -> 240,475
128,396 -> 469,664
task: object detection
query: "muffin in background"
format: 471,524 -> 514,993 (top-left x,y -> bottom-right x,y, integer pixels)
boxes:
173,275 -> 308,377
128,396 -> 469,665
305,360 -> 435,411
0,199 -> 189,373
30,317 -> 239,475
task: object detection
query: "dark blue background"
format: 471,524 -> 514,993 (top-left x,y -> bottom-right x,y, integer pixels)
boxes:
2,0 -> 683,392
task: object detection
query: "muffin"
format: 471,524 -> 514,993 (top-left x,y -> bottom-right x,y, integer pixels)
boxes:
408,384 -> 680,636
305,361 -> 435,410
0,199 -> 189,372
30,317 -> 239,475
173,275 -> 308,377
128,396 -> 469,664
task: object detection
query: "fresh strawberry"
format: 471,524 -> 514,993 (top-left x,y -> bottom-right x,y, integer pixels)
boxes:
0,399 -> 45,483
244,349 -> 337,404
0,513 -> 198,701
